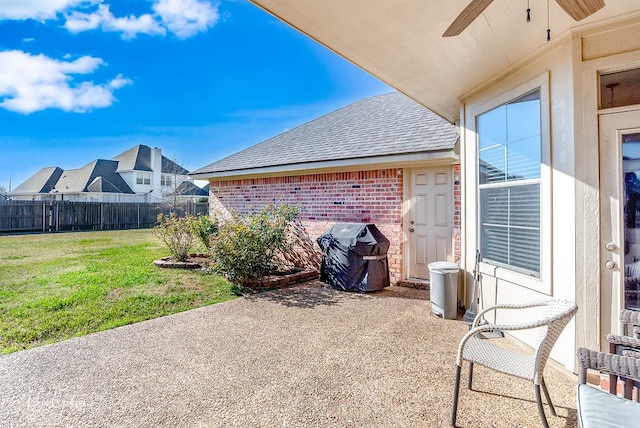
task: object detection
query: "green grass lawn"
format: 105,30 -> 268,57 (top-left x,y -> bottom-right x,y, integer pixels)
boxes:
0,229 -> 237,354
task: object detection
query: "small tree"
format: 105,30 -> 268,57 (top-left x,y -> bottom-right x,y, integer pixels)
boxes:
160,156 -> 189,212
210,204 -> 297,284
153,213 -> 195,262
0,185 -> 9,201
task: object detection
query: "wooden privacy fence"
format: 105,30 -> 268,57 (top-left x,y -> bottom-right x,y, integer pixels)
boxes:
0,201 -> 208,233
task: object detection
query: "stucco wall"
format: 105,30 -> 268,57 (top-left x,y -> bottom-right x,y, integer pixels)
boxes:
208,168 -> 404,283
461,39 -> 579,370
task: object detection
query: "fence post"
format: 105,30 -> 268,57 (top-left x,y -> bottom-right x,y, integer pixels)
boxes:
137,204 -> 140,229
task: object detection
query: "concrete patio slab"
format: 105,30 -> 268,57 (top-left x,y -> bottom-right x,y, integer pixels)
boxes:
0,282 -> 577,427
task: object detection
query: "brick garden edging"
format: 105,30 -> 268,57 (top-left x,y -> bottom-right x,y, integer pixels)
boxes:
242,269 -> 319,290
153,257 -> 202,269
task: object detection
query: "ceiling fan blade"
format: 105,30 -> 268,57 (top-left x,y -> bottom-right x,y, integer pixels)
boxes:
555,0 -> 605,21
443,0 -> 494,37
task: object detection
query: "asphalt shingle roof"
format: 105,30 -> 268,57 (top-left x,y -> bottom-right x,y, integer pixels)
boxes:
12,167 -> 63,193
192,92 -> 458,176
52,160 -> 134,194
113,145 -> 189,175
174,181 -> 209,197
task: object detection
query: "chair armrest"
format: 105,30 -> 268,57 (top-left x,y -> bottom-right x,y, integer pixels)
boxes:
622,350 -> 640,359
606,334 -> 640,349
472,300 -> 557,327
577,347 -> 640,384
455,318 -> 562,366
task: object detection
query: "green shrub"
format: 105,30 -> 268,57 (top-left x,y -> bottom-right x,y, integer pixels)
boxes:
190,214 -> 218,250
153,213 -> 195,262
210,204 -> 298,284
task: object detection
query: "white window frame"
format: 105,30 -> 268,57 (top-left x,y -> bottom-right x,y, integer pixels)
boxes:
136,172 -> 151,186
468,72 -> 552,294
161,174 -> 172,187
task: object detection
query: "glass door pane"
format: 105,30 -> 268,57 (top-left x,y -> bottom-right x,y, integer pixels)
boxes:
622,132 -> 640,310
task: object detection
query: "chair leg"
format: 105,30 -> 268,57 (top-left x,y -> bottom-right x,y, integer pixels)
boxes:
609,374 -> 618,394
451,365 -> 462,427
534,384 -> 550,428
540,377 -> 556,417
467,362 -> 474,390
624,378 -> 634,399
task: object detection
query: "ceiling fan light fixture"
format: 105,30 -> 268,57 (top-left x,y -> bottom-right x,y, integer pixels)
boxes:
443,0 -> 606,38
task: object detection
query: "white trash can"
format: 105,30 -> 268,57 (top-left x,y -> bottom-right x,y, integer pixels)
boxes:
428,261 -> 459,320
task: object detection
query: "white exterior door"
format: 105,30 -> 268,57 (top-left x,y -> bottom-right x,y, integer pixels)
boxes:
599,108 -> 640,343
407,167 -> 453,280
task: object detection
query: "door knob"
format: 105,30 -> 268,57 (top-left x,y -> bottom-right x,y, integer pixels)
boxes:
605,242 -> 618,252
409,228 -> 414,233
605,261 -> 617,269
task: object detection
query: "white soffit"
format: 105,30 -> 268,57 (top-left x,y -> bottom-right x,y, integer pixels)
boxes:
250,0 -> 640,122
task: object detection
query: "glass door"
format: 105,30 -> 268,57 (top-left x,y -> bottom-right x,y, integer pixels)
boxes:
600,109 -> 640,342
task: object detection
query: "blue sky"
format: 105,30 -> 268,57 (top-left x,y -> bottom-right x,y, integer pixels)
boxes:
0,0 -> 391,191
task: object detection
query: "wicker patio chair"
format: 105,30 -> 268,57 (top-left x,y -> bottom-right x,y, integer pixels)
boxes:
450,299 -> 578,428
605,309 -> 640,399
576,347 -> 640,427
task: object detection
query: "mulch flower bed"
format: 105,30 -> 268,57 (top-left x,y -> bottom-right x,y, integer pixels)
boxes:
153,254 -> 318,290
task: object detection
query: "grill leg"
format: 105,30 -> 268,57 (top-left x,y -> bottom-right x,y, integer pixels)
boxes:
451,365 -> 462,427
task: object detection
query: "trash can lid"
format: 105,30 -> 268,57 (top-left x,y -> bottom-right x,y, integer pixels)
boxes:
428,261 -> 459,273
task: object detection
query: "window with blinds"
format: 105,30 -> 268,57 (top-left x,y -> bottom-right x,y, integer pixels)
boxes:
478,90 -> 541,276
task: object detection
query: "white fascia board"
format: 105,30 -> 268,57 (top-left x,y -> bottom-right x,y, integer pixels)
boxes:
189,150 -> 458,181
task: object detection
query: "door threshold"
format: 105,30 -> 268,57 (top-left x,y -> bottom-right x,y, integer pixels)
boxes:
396,278 -> 430,290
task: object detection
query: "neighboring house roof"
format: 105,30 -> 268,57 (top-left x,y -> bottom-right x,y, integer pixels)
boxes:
191,92 -> 458,178
174,181 -> 209,197
11,144 -> 189,197
12,166 -> 63,193
113,144 -> 188,175
52,160 -> 134,194
162,156 -> 189,175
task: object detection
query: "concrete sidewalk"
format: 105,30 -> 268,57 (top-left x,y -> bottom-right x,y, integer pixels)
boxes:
0,282 -> 577,427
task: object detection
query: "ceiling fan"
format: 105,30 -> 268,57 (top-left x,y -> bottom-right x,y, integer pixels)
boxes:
443,0 -> 605,37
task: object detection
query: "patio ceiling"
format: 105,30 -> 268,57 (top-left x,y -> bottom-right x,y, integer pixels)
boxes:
250,0 -> 640,122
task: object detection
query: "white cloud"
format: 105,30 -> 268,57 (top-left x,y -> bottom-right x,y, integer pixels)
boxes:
64,4 -> 166,38
0,0 -> 90,20
62,0 -> 218,39
0,50 -> 131,114
153,0 -> 219,39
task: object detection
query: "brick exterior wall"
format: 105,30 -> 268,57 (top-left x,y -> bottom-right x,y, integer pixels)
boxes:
209,166 -> 462,284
